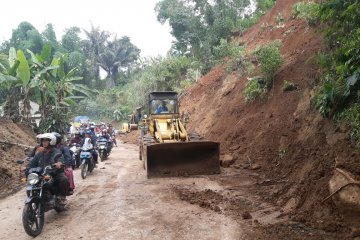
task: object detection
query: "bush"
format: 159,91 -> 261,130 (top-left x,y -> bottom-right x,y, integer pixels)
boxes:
313,81 -> 336,117
244,77 -> 267,102
212,39 -> 245,63
254,40 -> 282,82
341,103 -> 360,147
292,1 -> 320,25
282,80 -> 297,92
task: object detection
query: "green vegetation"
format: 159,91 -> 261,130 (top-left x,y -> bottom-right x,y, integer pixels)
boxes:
282,80 -> 296,92
242,40 -> 282,102
309,0 -> 360,146
341,103 -> 360,147
244,76 -> 267,102
0,0 -> 280,130
254,40 -> 282,82
292,1 -> 320,25
0,45 -> 92,133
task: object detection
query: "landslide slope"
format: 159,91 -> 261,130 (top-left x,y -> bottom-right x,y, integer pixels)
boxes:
180,0 -> 360,235
0,118 -> 36,198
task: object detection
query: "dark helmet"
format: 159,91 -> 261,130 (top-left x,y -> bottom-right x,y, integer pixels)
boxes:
85,130 -> 92,135
51,132 -> 62,145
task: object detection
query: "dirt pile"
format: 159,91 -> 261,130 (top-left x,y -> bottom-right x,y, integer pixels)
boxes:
179,0 -> 360,237
0,118 -> 36,198
119,130 -> 139,145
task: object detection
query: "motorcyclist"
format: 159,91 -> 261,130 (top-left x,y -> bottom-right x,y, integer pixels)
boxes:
99,129 -> 112,153
89,125 -> 97,139
28,133 -> 69,203
29,134 -> 46,158
100,129 -> 110,140
52,132 -> 75,195
107,124 -> 117,147
69,131 -> 83,145
81,130 -> 98,164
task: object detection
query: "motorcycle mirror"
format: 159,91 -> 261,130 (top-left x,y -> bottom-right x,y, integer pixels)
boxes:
16,160 -> 24,164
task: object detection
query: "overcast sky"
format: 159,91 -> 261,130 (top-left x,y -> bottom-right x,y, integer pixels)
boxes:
0,0 -> 174,57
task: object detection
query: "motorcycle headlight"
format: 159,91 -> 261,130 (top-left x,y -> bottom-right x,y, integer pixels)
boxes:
27,173 -> 39,185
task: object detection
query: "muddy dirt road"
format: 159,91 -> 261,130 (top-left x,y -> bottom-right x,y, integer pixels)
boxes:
0,144 -> 246,240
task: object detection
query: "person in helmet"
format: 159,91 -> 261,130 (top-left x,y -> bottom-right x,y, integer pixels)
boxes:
28,133 -> 69,202
99,129 -> 112,153
81,130 -> 98,163
52,132 -> 73,166
69,131 -> 83,145
107,124 -> 117,147
52,132 -> 75,195
89,125 -> 97,139
29,134 -> 46,158
100,129 -> 110,140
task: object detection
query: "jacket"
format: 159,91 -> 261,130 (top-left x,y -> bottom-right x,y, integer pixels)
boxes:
29,147 -> 65,169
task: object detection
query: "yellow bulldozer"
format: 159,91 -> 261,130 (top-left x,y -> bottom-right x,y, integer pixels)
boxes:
139,91 -> 220,178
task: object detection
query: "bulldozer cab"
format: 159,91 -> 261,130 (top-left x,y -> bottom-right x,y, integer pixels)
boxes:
149,92 -> 179,115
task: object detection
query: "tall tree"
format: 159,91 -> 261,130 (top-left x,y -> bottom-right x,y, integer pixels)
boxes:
61,27 -> 81,53
83,24 -> 110,80
156,0 -> 250,69
98,36 -> 140,88
42,23 -> 59,54
10,22 -> 44,54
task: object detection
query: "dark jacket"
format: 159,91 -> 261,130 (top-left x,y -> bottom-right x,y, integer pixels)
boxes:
58,145 -> 73,166
70,136 -> 82,145
29,147 -> 65,169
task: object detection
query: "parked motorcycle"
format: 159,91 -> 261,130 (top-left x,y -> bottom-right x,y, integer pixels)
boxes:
69,143 -> 81,168
80,146 -> 95,179
17,160 -> 65,237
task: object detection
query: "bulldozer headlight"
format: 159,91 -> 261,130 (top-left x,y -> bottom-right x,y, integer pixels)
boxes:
27,173 -> 39,185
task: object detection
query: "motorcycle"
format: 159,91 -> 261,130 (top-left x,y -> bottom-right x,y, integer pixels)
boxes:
80,146 -> 95,179
17,160 -> 66,237
69,143 -> 81,168
97,137 -> 110,161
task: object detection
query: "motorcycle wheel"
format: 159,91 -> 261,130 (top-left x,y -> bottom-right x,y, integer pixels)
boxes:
22,202 -> 44,237
81,162 -> 88,179
76,158 -> 81,168
89,159 -> 94,173
100,152 -> 104,161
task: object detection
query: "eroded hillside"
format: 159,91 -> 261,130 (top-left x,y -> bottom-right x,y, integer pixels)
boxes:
180,0 -> 360,237
0,119 -> 35,198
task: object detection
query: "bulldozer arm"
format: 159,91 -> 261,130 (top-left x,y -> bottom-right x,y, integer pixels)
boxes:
144,141 -> 220,178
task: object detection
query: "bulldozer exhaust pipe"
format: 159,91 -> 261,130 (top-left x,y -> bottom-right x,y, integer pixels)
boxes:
144,141 -> 220,178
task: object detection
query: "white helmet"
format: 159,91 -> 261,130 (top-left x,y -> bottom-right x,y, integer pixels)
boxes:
38,133 -> 57,146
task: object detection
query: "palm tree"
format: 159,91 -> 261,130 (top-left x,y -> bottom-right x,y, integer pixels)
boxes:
83,24 -> 110,80
98,36 -> 140,88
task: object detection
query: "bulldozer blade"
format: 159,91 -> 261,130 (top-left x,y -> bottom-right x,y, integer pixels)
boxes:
145,141 -> 220,178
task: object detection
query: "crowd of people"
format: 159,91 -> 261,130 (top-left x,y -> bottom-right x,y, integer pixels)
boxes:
26,122 -> 118,204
